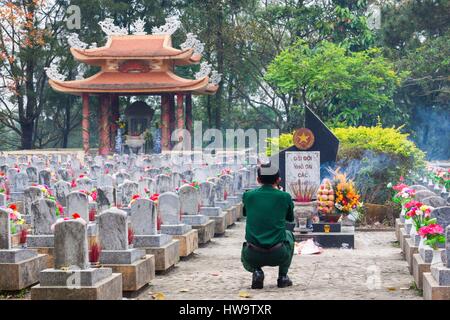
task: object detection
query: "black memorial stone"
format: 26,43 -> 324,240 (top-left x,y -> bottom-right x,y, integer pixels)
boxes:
312,222 -> 341,233
270,106 -> 339,190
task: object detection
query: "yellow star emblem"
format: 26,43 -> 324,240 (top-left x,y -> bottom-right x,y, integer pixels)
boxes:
298,133 -> 309,144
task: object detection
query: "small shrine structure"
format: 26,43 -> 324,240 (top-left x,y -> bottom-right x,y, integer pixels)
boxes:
47,16 -> 219,155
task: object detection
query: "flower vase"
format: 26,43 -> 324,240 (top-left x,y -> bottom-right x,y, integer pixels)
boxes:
293,201 -> 317,230
409,225 -> 417,237
418,237 -> 426,251
399,207 -> 406,223
404,219 -> 412,234
431,249 -> 442,266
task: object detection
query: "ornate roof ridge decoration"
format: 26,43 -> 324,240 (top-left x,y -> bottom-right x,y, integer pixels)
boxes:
67,33 -> 88,50
195,61 -> 212,79
45,58 -> 66,81
180,33 -> 204,56
209,70 -> 222,85
151,12 -> 181,35
50,13 -> 219,96
98,18 -> 127,36
69,35 -> 194,63
75,64 -> 87,80
132,17 -> 147,35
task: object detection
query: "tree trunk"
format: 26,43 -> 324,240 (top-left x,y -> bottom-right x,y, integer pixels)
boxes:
21,0 -> 37,150
62,96 -> 71,148
214,2 -> 224,129
21,122 -> 34,150
206,95 -> 212,128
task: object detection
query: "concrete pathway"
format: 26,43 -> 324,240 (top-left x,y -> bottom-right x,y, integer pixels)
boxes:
137,219 -> 422,300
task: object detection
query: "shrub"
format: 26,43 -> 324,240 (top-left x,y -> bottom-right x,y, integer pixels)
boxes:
266,132 -> 294,156
333,126 -> 425,203
267,126 -> 425,204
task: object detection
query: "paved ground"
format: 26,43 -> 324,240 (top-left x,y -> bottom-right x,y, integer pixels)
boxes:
137,219 -> 422,300
0,218 -> 421,300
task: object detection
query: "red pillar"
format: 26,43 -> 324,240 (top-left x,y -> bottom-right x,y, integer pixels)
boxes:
82,93 -> 90,154
185,93 -> 193,134
110,94 -> 120,150
98,94 -> 111,155
161,94 -> 170,151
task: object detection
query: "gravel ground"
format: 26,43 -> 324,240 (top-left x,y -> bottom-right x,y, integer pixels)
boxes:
137,219 -> 422,300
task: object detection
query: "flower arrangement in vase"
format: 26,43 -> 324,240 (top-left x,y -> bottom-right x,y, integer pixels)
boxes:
289,179 -> 318,229
332,170 -> 362,218
419,223 -> 445,265
5,204 -> 25,234
404,200 -> 432,230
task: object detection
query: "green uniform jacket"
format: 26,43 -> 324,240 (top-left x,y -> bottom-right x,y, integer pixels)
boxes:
243,185 -> 294,248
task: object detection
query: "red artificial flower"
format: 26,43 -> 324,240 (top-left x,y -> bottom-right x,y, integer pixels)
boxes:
419,224 -> 444,237
8,204 -> 17,211
72,213 -> 81,219
404,200 -> 418,209
393,183 -> 408,191
79,174 -> 85,178
150,193 -> 160,202
71,179 -> 77,188
406,209 -> 416,218
132,194 -> 140,200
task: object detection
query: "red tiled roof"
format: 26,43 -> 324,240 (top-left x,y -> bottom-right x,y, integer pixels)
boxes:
71,35 -> 195,64
49,70 -> 217,95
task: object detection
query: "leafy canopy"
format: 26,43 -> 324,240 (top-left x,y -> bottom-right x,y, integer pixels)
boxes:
265,40 -> 403,126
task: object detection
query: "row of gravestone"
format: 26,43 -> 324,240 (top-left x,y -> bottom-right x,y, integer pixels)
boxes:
18,170 -> 250,247
0,159 -> 258,191
1,152 -> 258,174
409,183 -> 450,232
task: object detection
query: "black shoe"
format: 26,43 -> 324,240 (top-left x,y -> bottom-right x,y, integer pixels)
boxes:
251,270 -> 264,289
277,275 -> 293,288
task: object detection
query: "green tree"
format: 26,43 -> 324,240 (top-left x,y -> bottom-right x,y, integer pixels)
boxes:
265,40 -> 402,126
378,0 -> 450,159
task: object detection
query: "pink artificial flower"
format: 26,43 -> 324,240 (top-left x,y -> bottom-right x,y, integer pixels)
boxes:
393,183 -> 408,191
419,224 -> 444,237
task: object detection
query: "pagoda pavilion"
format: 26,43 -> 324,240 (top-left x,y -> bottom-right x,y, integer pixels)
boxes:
48,31 -> 218,155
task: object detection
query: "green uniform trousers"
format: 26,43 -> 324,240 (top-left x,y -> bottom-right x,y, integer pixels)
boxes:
241,230 -> 295,276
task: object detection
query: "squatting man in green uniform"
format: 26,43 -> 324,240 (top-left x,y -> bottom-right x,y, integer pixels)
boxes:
241,163 -> 295,289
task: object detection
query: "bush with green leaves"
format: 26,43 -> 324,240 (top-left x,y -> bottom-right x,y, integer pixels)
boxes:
267,126 -> 425,204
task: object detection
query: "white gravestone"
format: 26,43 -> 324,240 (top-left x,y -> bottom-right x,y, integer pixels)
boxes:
285,151 -> 320,197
